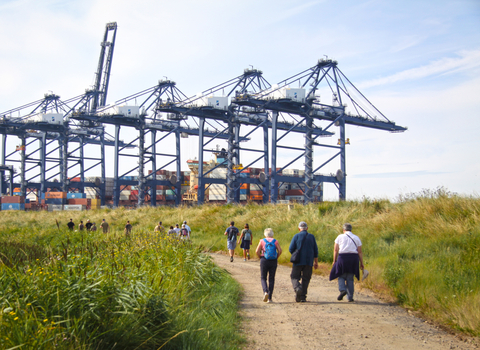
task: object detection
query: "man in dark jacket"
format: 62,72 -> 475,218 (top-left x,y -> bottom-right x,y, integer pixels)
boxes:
289,221 -> 318,302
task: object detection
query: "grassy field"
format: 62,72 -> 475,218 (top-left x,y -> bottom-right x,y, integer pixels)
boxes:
0,187 -> 479,348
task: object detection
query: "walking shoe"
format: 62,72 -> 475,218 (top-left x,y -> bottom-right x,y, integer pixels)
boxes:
337,290 -> 347,301
230,256 -> 233,262
263,292 -> 269,302
267,299 -> 272,303
295,288 -> 303,303
348,299 -> 355,302
244,258 -> 247,261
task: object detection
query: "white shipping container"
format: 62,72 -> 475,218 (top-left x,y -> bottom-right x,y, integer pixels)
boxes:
285,88 -> 306,102
209,184 -> 226,196
240,194 -> 247,201
64,205 -> 86,211
207,96 -> 229,110
209,194 -> 227,201
114,105 -> 140,118
250,184 -> 262,191
210,168 -> 227,179
156,190 -> 164,195
48,204 -> 63,211
156,175 -> 166,180
31,113 -> 64,125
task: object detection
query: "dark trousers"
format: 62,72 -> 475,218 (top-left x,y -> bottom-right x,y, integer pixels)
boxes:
260,257 -> 278,299
291,265 -> 313,300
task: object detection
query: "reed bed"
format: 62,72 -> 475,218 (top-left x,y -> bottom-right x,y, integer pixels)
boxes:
0,225 -> 242,349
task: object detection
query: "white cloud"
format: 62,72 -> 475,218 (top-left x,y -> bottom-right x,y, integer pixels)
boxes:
360,49 -> 480,88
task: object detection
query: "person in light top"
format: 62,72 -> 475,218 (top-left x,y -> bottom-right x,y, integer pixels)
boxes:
329,223 -> 364,302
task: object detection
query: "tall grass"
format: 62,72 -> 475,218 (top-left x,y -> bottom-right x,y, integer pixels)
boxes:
1,188 -> 479,339
0,227 -> 243,349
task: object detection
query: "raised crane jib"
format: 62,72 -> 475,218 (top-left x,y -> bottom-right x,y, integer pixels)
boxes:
92,22 -> 117,112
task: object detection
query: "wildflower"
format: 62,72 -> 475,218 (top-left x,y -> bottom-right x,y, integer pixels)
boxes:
43,319 -> 48,322
14,317 -> 18,321
27,303 -> 32,306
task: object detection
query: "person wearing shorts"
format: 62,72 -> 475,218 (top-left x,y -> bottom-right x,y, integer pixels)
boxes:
224,221 -> 239,262
238,223 -> 253,261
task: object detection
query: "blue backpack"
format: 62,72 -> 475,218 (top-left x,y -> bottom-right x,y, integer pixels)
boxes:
263,238 -> 277,260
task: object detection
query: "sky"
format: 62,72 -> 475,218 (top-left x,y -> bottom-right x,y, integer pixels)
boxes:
0,0 -> 479,201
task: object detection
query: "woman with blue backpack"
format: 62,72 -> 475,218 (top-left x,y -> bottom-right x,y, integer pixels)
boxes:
237,223 -> 253,261
255,228 -> 283,303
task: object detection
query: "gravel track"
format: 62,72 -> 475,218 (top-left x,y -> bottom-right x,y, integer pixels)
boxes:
211,252 -> 478,350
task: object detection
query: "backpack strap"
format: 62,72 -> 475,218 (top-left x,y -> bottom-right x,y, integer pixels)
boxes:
345,233 -> 358,251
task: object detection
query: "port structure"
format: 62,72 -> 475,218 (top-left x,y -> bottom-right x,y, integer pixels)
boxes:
158,68 -> 333,204
71,79 -> 242,207
0,22 -> 407,206
234,58 -> 407,202
0,23 -> 120,204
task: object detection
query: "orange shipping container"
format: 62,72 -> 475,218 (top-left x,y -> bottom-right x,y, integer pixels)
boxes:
45,192 -> 67,199
240,183 -> 249,189
249,190 -> 263,196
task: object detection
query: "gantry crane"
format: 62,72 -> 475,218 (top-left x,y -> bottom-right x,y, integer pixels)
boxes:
0,23 -> 119,204
234,58 -> 407,202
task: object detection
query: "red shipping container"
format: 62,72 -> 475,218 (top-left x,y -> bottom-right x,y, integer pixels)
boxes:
69,177 -> 81,182
156,195 -> 165,201
2,196 -> 25,204
286,189 -> 303,196
131,190 -> 139,195
68,198 -> 91,205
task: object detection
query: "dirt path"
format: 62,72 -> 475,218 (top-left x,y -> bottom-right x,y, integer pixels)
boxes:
210,252 -> 478,350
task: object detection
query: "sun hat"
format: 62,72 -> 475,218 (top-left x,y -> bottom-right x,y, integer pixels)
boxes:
362,269 -> 370,281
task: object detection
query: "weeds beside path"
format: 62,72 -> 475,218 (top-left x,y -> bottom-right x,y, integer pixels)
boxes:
210,252 -> 478,350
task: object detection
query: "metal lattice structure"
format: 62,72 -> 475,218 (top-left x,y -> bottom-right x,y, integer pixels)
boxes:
1,22 -> 407,207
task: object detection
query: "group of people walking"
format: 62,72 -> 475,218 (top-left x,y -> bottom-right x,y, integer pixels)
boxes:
67,218 -> 110,233
225,221 -> 364,303
163,221 -> 191,239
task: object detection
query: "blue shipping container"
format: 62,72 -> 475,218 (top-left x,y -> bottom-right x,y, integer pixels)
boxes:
67,193 -> 86,199
2,203 -> 25,210
240,189 -> 248,194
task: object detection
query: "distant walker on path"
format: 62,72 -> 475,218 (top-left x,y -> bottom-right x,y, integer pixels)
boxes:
238,223 -> 253,261
224,221 -> 239,262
